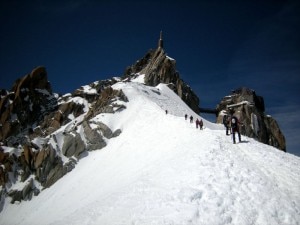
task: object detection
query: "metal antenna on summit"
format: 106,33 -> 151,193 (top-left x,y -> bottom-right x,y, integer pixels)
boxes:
158,31 -> 164,49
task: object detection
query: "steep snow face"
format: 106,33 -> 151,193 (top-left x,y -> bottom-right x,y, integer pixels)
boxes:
1,78 -> 300,225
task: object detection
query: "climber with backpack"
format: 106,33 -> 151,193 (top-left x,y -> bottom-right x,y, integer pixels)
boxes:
199,119 -> 203,130
196,118 -> 200,129
230,114 -> 242,144
190,115 -> 193,123
223,113 -> 230,135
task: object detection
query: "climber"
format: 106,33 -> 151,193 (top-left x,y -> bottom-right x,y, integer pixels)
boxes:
190,115 -> 193,123
223,113 -> 230,135
185,114 -> 188,120
196,118 -> 200,128
199,119 -> 203,130
230,114 -> 242,144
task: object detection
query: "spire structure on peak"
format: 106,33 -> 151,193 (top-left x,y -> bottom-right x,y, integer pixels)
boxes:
158,31 -> 164,49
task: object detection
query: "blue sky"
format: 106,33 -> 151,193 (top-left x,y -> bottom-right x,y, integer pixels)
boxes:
0,0 -> 299,156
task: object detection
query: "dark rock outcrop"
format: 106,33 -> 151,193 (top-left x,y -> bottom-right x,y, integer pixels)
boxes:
0,68 -> 127,206
62,132 -> 85,158
72,78 -> 119,103
0,66 -> 58,145
82,121 -> 106,151
216,87 -> 286,151
123,47 -> 200,114
85,86 -> 128,120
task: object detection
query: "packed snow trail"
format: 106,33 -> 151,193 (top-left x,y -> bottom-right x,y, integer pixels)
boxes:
0,81 -> 299,225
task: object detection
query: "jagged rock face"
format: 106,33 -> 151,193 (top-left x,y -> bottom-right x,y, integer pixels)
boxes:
38,100 -> 85,136
72,79 -> 119,103
85,86 -> 128,120
216,87 -> 286,151
123,48 -> 200,114
0,66 -> 58,146
0,69 -> 126,204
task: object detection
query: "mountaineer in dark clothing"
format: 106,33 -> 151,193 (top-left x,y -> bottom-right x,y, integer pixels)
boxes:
231,115 -> 242,144
196,118 -> 199,128
190,115 -> 193,123
199,119 -> 203,130
223,114 -> 230,135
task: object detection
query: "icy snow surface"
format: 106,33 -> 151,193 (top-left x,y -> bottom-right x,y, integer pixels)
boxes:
1,78 -> 300,225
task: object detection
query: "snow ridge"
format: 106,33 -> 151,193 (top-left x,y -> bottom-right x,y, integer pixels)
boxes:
0,79 -> 299,225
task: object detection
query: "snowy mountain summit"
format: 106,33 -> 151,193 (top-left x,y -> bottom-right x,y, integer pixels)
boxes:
0,34 -> 300,225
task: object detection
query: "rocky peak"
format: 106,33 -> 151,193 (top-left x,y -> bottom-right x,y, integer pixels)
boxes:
123,34 -> 200,114
11,66 -> 52,94
216,87 -> 286,151
0,66 -> 57,146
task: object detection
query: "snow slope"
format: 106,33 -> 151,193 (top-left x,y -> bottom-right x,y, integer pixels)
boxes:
1,79 -> 300,225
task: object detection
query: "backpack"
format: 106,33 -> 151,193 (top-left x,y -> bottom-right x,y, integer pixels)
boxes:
200,120 -> 203,126
223,115 -> 228,125
231,116 -> 238,127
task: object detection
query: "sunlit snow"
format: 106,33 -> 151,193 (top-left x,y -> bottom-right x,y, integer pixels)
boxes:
0,77 -> 299,225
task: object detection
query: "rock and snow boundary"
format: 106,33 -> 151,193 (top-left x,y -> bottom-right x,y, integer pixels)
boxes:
0,78 -> 300,225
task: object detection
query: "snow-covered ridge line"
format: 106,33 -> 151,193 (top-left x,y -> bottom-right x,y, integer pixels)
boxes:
0,79 -> 299,225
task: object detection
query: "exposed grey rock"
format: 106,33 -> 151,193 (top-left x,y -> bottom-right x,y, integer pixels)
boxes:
97,122 -> 113,139
8,178 -> 40,203
43,161 -> 63,188
82,121 -> 106,151
43,158 -> 76,188
0,187 -> 5,212
22,178 -> 33,200
8,189 -> 22,204
112,129 -> 122,138
61,132 -> 85,157
35,144 -> 57,184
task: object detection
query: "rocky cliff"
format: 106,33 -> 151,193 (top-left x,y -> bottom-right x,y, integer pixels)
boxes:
216,87 -> 286,151
0,68 -> 124,204
0,66 -> 57,146
123,47 -> 200,114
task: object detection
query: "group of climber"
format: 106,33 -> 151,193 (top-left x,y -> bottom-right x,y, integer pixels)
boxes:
222,110 -> 242,144
166,109 -> 242,144
184,114 -> 203,130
